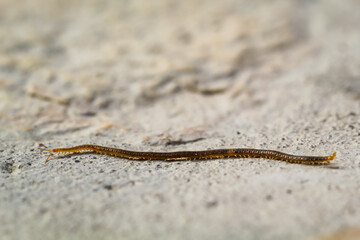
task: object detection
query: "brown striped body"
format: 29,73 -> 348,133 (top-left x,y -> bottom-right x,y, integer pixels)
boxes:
38,144 -> 336,165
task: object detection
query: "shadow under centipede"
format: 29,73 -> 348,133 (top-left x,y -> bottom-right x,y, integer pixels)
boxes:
321,164 -> 343,170
47,152 -> 226,163
296,162 -> 343,169
52,152 -> 104,162
52,152 -> 212,163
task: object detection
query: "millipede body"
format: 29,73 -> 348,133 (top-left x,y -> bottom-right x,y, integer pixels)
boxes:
38,144 -> 336,165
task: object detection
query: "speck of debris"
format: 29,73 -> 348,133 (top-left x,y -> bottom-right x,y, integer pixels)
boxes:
104,185 -> 113,190
1,162 -> 14,174
265,195 -> 273,201
206,200 -> 218,208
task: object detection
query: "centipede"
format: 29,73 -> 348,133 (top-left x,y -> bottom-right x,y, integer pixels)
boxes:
38,144 -> 336,165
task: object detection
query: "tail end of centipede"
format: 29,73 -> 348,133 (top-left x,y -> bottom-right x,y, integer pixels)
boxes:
38,148 -> 53,163
329,152 -> 336,161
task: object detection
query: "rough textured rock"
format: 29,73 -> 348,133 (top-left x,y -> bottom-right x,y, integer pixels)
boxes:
1,0 -> 359,239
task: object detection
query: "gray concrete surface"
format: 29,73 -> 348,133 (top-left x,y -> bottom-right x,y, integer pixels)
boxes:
1,0 -> 360,240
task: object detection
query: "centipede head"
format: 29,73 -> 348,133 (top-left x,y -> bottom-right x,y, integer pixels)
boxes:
38,148 -> 54,162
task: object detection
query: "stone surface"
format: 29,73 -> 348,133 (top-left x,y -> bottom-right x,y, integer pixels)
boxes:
1,0 -> 360,240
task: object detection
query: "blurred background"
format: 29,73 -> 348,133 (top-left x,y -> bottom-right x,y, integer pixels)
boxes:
0,0 -> 359,142
1,0 -> 359,240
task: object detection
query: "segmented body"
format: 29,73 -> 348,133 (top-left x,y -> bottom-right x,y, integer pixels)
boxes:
38,144 -> 336,165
